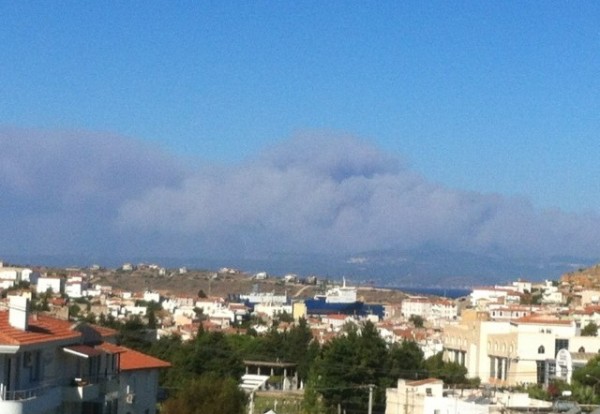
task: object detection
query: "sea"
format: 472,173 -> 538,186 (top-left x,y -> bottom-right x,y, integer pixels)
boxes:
393,286 -> 471,299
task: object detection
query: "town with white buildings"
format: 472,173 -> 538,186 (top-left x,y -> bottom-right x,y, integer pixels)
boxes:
1,259 -> 600,414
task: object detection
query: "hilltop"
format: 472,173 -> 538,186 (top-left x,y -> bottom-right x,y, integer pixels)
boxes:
91,267 -> 408,304
560,263 -> 600,288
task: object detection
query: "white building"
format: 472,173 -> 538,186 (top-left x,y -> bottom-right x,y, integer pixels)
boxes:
36,277 -> 64,295
0,296 -> 170,414
541,280 -> 564,304
240,292 -> 288,306
65,282 -> 82,298
386,378 -> 551,414
444,309 -> 600,387
0,267 -> 38,287
254,271 -> 268,280
402,297 -> 457,327
253,303 -> 293,319
579,290 -> 600,306
470,287 -> 520,308
143,291 -> 161,303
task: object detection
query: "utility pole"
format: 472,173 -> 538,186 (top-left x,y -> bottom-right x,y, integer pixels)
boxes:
368,384 -> 375,414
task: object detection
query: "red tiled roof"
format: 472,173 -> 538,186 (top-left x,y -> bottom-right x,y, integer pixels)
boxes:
96,342 -> 127,354
0,311 -> 80,346
88,324 -> 118,338
513,315 -> 572,325
118,346 -> 171,371
325,314 -> 348,320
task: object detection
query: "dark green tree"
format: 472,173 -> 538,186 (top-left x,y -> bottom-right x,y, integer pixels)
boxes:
571,355 -> 600,404
68,304 -> 81,319
166,330 -> 244,387
424,352 -> 468,385
387,341 -> 425,384
162,374 -> 247,414
409,315 -> 425,328
285,318 -> 319,381
147,308 -> 158,329
308,321 -> 388,413
581,322 -> 598,336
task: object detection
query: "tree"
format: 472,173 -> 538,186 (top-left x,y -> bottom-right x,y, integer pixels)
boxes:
285,318 -> 319,381
162,374 -> 247,414
69,304 -> 81,319
387,341 -> 425,383
147,308 -> 158,329
571,355 -> 600,404
308,321 -> 389,413
166,330 -> 244,387
581,322 -> 598,337
409,315 -> 424,328
424,352 -> 468,385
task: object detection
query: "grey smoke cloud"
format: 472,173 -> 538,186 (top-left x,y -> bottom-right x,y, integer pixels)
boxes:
1,127 -> 598,260
0,128 -> 187,255
118,132 -> 600,259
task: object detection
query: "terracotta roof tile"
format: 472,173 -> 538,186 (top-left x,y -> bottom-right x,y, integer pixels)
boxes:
0,311 -> 81,346
118,346 -> 171,371
96,342 -> 126,354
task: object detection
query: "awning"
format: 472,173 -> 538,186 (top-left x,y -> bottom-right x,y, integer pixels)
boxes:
63,345 -> 104,358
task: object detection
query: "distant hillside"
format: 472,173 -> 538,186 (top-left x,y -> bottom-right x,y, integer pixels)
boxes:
560,264 -> 600,288
3,248 -> 596,288
183,248 -> 596,287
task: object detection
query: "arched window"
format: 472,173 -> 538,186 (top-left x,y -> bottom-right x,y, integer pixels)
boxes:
538,345 -> 545,354
578,346 -> 585,353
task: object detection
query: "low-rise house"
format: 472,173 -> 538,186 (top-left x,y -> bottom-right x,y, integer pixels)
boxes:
0,295 -> 170,414
578,289 -> 600,307
385,378 -> 552,414
541,280 -> 565,304
240,292 -> 288,306
36,277 -> 64,295
253,303 -> 292,319
488,305 -> 533,321
254,272 -> 268,280
143,291 -> 160,303
195,297 -> 226,315
470,287 -> 520,308
121,263 -> 134,272
65,280 -> 83,299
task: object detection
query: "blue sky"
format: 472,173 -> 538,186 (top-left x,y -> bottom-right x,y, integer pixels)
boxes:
1,2 -> 599,262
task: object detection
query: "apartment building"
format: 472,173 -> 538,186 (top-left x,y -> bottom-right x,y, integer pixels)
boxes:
401,297 -> 457,322
443,310 -> 511,380
0,296 -> 170,414
444,310 -> 600,387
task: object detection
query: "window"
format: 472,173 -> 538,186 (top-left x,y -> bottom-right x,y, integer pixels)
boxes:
578,346 -> 585,353
23,351 -> 41,382
538,345 -> 545,354
555,339 -> 569,357
536,360 -> 545,385
426,388 -> 432,396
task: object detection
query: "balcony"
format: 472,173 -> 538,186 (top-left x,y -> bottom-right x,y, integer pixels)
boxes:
62,374 -> 120,402
62,378 -> 100,402
0,383 -> 62,414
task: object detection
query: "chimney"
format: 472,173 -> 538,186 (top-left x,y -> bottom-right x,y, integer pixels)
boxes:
9,295 -> 29,331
